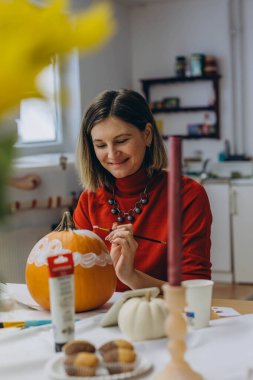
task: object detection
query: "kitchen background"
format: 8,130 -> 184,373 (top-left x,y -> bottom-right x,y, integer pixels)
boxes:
1,0 -> 253,286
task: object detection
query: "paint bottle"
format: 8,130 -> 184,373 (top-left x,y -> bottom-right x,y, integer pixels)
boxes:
47,252 -> 75,352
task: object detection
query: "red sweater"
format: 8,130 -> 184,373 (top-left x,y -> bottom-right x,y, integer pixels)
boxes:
73,169 -> 212,291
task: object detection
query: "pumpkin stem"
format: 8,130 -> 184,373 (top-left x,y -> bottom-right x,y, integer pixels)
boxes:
145,291 -> 151,302
54,211 -> 76,231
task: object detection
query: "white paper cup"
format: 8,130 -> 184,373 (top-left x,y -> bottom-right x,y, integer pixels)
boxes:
182,279 -> 214,329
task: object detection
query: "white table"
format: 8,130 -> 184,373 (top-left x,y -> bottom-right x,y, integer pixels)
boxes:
1,284 -> 253,380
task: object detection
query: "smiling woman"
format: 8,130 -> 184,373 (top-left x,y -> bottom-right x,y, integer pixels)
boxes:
91,116 -> 152,179
77,89 -> 165,192
74,88 -> 212,293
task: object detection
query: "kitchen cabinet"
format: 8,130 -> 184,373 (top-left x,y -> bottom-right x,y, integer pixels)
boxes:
203,181 -> 233,282
231,183 -> 253,283
140,75 -> 221,138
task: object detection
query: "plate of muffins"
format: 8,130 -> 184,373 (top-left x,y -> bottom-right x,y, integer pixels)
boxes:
45,339 -> 153,379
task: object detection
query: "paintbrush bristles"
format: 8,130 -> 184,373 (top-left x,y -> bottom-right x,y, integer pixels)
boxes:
93,226 -> 110,232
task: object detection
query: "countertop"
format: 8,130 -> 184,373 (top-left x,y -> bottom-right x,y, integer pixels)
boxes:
187,175 -> 253,185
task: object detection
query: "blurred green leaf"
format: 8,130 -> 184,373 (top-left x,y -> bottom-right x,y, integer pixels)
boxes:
0,132 -> 16,220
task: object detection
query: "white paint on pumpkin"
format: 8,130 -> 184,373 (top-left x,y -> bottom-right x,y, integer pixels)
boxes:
72,251 -> 112,268
27,237 -> 112,268
74,229 -> 104,241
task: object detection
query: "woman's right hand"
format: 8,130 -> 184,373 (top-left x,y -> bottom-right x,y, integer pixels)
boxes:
105,223 -> 138,284
106,223 -> 166,291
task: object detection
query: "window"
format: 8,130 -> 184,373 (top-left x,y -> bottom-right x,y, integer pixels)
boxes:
14,51 -> 81,156
16,60 -> 62,147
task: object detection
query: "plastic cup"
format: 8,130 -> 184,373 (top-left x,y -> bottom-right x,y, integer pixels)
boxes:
182,279 -> 214,329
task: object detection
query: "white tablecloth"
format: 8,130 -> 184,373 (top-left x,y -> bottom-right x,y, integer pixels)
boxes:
1,285 -> 253,380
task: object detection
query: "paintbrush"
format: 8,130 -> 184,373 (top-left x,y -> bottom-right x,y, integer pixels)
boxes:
93,226 -> 167,245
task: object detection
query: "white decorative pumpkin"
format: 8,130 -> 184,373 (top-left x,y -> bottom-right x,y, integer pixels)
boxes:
118,292 -> 167,341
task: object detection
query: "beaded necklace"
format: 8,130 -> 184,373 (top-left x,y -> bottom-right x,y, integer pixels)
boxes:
108,184 -> 149,223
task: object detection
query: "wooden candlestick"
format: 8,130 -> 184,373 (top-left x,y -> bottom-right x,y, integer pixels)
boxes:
168,136 -> 182,286
155,136 -> 203,380
156,284 -> 203,380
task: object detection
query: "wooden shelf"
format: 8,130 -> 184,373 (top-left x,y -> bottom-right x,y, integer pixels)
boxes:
140,74 -> 221,87
140,75 -> 221,139
152,105 -> 215,114
162,134 -> 219,140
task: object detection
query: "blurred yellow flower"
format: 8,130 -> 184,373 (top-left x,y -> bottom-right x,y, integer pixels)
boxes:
0,0 -> 115,220
0,0 -> 115,114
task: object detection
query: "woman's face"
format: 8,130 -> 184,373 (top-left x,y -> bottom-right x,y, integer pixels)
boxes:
91,116 -> 152,178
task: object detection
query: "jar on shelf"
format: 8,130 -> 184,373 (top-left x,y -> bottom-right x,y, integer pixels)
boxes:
204,55 -> 218,76
175,56 -> 186,77
191,53 -> 205,76
163,97 -> 180,109
151,100 -> 163,110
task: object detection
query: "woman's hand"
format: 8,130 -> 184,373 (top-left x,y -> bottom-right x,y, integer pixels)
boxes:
105,223 -> 138,284
105,223 -> 166,290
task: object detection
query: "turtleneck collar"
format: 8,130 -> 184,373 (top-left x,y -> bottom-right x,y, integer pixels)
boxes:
114,167 -> 149,196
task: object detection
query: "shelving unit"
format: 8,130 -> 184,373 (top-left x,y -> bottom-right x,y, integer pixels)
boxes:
140,74 -> 221,139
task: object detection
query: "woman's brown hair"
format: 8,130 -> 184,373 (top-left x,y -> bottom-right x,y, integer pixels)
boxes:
77,89 -> 168,191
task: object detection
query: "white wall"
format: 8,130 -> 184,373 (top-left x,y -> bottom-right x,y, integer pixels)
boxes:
71,0 -> 253,162
58,1 -> 132,150
78,2 -> 132,112
243,0 -> 253,156
129,0 -> 232,161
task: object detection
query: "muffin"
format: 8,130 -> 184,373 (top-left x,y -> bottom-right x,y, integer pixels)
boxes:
63,340 -> 96,356
102,347 -> 137,374
99,339 -> 134,356
64,352 -> 99,377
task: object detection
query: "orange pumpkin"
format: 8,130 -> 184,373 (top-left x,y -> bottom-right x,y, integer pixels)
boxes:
26,211 -> 116,312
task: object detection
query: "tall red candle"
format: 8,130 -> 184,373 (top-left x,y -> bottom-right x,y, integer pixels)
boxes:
168,136 -> 182,286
